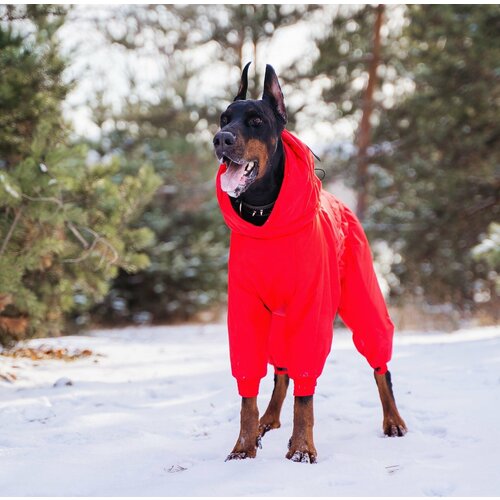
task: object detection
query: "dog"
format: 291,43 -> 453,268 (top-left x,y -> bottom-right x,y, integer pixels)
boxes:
213,63 -> 407,463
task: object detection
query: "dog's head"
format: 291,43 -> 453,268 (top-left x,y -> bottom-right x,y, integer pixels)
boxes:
213,63 -> 287,198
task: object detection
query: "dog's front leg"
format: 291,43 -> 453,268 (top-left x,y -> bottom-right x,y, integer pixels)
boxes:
286,395 -> 317,464
226,397 -> 261,461
374,370 -> 407,437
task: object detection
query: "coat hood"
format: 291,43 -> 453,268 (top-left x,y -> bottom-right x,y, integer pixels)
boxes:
216,129 -> 321,239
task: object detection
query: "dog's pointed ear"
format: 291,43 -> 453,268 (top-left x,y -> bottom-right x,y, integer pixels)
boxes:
262,64 -> 287,125
233,62 -> 251,101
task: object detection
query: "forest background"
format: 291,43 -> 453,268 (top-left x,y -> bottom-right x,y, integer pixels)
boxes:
0,4 -> 498,346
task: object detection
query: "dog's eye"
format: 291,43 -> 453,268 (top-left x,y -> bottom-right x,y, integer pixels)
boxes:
220,115 -> 229,126
248,117 -> 263,127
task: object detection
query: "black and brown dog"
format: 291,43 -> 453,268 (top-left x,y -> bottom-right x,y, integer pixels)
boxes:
213,63 -> 407,463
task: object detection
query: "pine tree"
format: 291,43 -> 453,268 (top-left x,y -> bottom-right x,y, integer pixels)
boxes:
82,4 -> 321,323
369,5 -> 500,310
310,5 -> 407,217
0,5 -> 161,345
88,88 -> 229,323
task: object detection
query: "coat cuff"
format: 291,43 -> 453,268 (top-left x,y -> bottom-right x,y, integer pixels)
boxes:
374,363 -> 388,375
237,378 -> 261,397
293,377 -> 317,396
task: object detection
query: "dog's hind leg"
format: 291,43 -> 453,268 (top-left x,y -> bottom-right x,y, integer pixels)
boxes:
259,370 -> 289,438
226,397 -> 261,461
375,370 -> 407,437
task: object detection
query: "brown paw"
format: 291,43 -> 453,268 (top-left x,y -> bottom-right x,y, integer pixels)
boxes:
287,450 -> 317,464
225,451 -> 255,461
286,437 -> 317,464
258,416 -> 281,438
383,416 -> 408,437
225,436 -> 261,462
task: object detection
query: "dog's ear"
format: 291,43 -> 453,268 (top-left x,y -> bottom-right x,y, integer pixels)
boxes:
233,62 -> 251,101
262,64 -> 287,125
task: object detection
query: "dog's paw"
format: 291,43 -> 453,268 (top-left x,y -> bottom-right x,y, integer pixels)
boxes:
384,424 -> 407,437
286,436 -> 318,464
258,421 -> 280,438
383,417 -> 407,437
287,450 -> 317,464
258,412 -> 282,438
225,436 -> 261,462
225,451 -> 255,461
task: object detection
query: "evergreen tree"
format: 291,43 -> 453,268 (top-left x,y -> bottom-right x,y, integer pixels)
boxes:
0,5 -> 160,345
83,4 -> 321,323
88,88 -> 229,323
369,5 -> 499,309
310,4 -> 498,312
310,4 -> 406,205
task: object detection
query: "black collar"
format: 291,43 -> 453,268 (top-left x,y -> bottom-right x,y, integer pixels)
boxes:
237,199 -> 276,218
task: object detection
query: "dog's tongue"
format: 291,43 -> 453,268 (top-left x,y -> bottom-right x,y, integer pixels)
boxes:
220,162 -> 246,194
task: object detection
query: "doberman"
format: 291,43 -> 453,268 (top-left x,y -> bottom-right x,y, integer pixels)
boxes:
213,63 -> 407,463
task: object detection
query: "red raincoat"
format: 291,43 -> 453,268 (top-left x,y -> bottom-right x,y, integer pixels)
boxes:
216,130 -> 394,397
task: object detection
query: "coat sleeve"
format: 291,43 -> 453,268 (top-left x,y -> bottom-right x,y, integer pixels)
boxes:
337,206 -> 394,374
227,262 -> 271,397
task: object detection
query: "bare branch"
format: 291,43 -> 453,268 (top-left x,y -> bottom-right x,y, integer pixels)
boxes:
63,226 -> 119,266
0,208 -> 23,257
66,222 -> 90,249
21,194 -> 64,208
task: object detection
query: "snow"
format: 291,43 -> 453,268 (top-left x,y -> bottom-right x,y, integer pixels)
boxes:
1,323 -> 500,496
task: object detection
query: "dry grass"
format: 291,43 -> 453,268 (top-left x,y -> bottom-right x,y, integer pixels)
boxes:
1,346 -> 94,362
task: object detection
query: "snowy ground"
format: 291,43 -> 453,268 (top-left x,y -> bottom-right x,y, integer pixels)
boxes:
1,323 -> 499,497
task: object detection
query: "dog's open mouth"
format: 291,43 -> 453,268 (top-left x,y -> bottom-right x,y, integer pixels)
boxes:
220,156 -> 258,197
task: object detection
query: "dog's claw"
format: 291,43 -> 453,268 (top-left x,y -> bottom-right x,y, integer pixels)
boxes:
384,422 -> 407,437
259,424 -> 271,438
290,451 -> 304,463
225,436 -> 261,461
258,417 -> 281,439
225,451 -> 252,461
287,437 -> 317,464
288,450 -> 317,464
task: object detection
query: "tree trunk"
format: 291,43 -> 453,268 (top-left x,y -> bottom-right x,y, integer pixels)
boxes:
252,28 -> 258,96
356,4 -> 384,222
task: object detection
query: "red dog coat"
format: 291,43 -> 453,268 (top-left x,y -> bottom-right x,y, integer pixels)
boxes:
216,129 -> 394,397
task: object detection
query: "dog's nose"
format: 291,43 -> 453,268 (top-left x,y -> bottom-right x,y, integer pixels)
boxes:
213,131 -> 236,148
